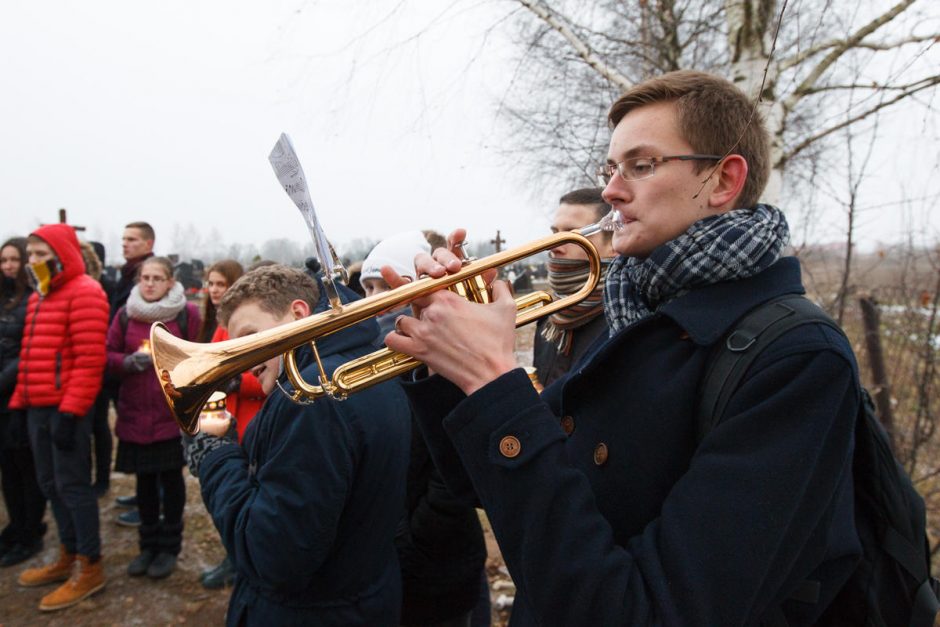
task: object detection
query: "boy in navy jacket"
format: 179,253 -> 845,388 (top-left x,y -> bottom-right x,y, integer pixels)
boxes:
187,265 -> 410,626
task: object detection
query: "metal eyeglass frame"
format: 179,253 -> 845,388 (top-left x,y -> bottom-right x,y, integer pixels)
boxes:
596,154 -> 723,186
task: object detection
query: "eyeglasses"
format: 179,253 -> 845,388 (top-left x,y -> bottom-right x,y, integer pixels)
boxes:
595,154 -> 723,185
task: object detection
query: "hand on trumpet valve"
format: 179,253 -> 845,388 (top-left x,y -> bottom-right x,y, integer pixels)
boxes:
425,229 -> 497,280
382,228 -> 519,396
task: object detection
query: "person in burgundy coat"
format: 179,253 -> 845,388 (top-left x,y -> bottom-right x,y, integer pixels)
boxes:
106,256 -> 200,580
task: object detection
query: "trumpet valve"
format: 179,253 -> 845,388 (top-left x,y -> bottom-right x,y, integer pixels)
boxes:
449,275 -> 491,304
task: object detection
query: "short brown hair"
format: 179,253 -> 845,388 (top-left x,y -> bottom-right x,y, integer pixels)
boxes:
608,71 -> 770,208
125,221 -> 155,242
421,230 -> 447,252
559,188 -> 613,242
217,265 -> 320,327
139,256 -> 174,280
560,187 -> 608,212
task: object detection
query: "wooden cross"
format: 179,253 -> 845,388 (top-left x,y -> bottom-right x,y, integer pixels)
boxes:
42,208 -> 86,232
490,230 -> 506,253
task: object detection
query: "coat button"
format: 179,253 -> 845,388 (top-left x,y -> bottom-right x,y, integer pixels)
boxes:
499,436 -> 521,458
560,415 -> 575,435
593,443 -> 609,466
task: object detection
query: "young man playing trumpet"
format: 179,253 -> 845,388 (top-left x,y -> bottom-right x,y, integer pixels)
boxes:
384,71 -> 866,625
186,265 -> 411,626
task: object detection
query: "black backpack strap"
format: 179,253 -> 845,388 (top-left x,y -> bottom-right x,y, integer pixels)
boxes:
176,305 -> 188,338
696,294 -> 838,441
699,295 -> 940,626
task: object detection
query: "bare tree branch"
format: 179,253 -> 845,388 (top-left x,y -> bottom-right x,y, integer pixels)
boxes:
780,73 -> 940,167
784,0 -> 919,110
515,0 -> 633,91
798,74 -> 940,96
780,33 -> 940,71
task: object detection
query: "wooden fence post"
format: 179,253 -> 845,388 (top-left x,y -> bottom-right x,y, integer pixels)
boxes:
859,296 -> 895,447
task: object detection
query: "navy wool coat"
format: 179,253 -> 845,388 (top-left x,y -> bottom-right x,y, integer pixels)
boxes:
198,313 -> 411,627
404,257 -> 862,626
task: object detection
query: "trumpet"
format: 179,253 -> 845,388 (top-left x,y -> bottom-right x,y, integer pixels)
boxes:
151,226 -> 603,435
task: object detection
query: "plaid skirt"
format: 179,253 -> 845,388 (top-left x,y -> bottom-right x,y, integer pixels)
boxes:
114,437 -> 185,474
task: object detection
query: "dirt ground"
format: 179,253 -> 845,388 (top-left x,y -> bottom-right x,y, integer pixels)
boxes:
0,470 -> 231,627
0,474 -> 512,627
0,326 -> 534,626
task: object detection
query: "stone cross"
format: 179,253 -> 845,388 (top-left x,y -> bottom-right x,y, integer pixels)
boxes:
42,208 -> 86,232
490,230 -> 506,253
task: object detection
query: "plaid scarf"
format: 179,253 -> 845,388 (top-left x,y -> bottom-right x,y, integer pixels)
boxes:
541,257 -> 613,354
604,204 -> 789,334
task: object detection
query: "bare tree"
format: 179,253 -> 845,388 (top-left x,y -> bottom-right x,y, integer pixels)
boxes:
337,237 -> 380,264
831,108 -> 880,324
260,238 -> 305,265
499,0 -> 940,203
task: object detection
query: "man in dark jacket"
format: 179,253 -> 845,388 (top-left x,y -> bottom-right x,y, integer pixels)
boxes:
110,221 -> 155,318
385,71 -> 863,625
107,222 -> 154,517
186,265 -> 411,626
533,187 -> 616,388
11,223 -> 110,611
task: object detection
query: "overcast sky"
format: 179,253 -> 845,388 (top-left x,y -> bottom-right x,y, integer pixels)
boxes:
2,0 -> 938,264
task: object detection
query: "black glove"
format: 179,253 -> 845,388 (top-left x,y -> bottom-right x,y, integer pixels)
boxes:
123,352 -> 153,373
185,424 -> 237,477
53,414 -> 78,452
223,374 -> 242,395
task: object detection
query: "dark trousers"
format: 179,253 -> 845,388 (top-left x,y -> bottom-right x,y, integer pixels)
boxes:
27,407 -> 101,559
471,568 -> 491,627
0,445 -> 47,545
137,468 -> 185,555
91,391 -> 113,487
403,614 -> 472,627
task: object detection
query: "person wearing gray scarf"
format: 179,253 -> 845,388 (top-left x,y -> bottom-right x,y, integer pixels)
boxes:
106,256 -> 200,581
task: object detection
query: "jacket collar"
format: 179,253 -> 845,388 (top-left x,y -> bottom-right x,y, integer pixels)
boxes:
554,257 -> 805,406
657,256 -> 805,346
281,277 -> 378,374
121,253 -> 154,279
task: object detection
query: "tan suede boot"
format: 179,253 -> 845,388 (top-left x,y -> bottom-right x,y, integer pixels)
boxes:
17,545 -> 75,588
38,554 -> 106,611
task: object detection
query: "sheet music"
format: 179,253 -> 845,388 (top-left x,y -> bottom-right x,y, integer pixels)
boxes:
268,133 -> 342,310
